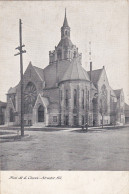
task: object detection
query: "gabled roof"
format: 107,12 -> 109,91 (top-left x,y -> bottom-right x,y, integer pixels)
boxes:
0,101 -> 7,107
87,68 -> 103,86
33,66 -> 44,81
91,83 -> 97,91
60,57 -> 90,82
33,93 -> 49,109
125,103 -> 129,111
110,86 -> 116,97
114,89 -> 122,98
43,60 -> 71,88
8,85 -> 18,94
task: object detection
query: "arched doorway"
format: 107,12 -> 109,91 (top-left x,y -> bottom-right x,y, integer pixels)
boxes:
10,108 -> 14,122
38,105 -> 44,122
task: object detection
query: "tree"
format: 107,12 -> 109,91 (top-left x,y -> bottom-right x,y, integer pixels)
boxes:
110,100 -> 117,127
99,85 -> 108,128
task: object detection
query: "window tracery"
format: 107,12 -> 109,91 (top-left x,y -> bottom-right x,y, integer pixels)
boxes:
24,82 -> 37,113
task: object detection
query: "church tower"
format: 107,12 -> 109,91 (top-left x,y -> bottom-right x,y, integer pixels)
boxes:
49,9 -> 82,64
61,9 -> 70,39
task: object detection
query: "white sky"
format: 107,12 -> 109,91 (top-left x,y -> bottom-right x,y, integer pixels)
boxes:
0,1 -> 128,103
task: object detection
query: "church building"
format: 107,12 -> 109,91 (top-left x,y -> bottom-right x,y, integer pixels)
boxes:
5,10 -> 125,127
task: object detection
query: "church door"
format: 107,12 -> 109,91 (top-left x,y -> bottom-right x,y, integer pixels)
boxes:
10,108 -> 14,122
65,116 -> 69,126
73,116 -> 78,126
38,105 -> 44,122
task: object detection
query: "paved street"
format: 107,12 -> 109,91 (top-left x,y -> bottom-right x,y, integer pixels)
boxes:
0,126 -> 129,170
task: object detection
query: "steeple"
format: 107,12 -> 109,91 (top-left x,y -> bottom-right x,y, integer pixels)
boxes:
61,8 -> 70,39
63,8 -> 69,27
49,9 -> 82,64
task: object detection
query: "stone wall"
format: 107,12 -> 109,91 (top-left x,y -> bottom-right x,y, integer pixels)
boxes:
59,80 -> 91,126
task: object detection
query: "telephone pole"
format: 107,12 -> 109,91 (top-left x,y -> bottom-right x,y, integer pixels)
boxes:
14,19 -> 26,136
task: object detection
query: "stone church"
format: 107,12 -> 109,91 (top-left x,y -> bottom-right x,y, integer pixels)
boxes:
5,11 -> 125,127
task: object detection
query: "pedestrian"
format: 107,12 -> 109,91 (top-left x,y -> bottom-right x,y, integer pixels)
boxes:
81,124 -> 84,131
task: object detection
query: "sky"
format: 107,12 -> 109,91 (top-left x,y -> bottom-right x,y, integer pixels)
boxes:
0,0 -> 128,103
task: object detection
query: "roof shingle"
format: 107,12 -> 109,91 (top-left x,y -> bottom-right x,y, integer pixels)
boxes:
87,68 -> 103,86
61,57 -> 90,82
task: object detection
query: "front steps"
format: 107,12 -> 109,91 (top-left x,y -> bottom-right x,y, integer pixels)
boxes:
31,122 -> 45,128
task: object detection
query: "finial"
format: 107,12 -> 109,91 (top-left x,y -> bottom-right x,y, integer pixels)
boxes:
62,8 -> 69,27
65,8 -> 66,18
89,41 -> 92,61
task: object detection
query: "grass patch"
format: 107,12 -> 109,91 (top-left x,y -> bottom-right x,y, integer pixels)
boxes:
0,131 -> 16,135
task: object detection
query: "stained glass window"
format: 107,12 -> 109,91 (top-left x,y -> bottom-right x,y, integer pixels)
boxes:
24,82 -> 37,114
74,89 -> 77,108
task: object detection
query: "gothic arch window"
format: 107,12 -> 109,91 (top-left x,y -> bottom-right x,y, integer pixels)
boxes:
87,90 -> 89,110
65,90 -> 69,108
38,105 -> 44,122
24,82 -> 37,114
82,89 -> 84,109
60,90 -> 62,101
57,50 -> 62,60
65,30 -> 68,35
10,108 -> 14,122
64,50 -> 68,59
74,89 -> 77,108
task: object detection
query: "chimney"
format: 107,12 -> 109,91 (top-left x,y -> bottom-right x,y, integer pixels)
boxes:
90,61 -> 92,81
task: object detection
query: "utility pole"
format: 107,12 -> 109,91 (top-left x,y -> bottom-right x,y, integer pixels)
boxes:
14,19 -> 26,136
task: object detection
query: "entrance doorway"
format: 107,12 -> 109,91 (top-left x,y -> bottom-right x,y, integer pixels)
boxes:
65,115 -> 69,126
10,108 -> 14,122
38,105 -> 44,122
73,116 -> 78,126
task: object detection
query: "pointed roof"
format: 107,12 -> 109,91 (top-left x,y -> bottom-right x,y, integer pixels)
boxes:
8,85 -> 18,94
110,86 -> 116,97
43,60 -> 71,88
33,66 -> 44,81
87,68 -> 103,86
63,8 -> 69,27
60,57 -> 90,82
125,103 -> 129,111
114,89 -> 122,98
57,37 -> 73,48
0,101 -> 7,108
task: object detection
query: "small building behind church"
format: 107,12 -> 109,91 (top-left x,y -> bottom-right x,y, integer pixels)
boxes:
5,11 -> 125,127
0,101 -> 7,125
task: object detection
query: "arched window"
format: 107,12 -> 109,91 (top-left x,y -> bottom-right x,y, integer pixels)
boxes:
57,50 -> 62,60
24,82 -> 37,114
60,90 -> 62,101
82,89 -> 84,109
74,89 -> 77,108
65,90 -> 69,108
87,90 -> 89,110
38,105 -> 44,122
10,108 -> 14,122
64,50 -> 68,59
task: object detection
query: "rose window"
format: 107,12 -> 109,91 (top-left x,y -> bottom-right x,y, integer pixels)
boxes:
24,82 -> 37,113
